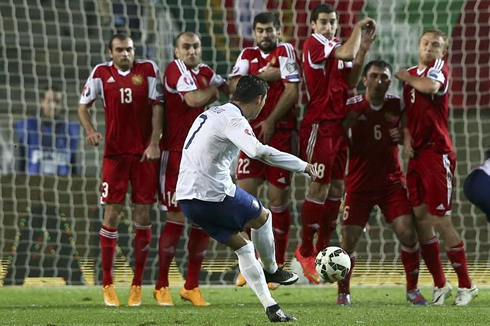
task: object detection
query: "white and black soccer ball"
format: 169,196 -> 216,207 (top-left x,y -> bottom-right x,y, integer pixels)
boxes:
315,246 -> 351,283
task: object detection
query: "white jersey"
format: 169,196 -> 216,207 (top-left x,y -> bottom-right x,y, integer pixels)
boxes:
176,102 -> 308,202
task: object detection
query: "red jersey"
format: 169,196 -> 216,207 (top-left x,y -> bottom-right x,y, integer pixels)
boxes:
402,59 -> 453,153
79,59 -> 164,157
161,59 -> 225,151
302,34 -> 352,123
229,43 -> 300,129
345,94 -> 405,192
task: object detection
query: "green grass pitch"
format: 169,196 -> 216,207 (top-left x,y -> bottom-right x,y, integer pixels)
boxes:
1,286 -> 489,325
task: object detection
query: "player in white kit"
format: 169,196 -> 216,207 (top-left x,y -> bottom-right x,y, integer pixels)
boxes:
176,75 -> 317,323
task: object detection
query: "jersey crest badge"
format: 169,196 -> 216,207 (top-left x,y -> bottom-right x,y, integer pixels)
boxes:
132,74 -> 143,86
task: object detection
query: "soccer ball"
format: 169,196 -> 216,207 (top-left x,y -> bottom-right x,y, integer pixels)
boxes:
315,246 -> 351,283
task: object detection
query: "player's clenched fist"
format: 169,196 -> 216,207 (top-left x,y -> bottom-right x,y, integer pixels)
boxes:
356,17 -> 376,32
86,130 -> 103,146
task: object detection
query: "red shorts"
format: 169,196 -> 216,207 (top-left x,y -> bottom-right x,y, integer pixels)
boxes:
299,120 -> 347,183
342,185 -> 411,226
159,151 -> 181,211
236,129 -> 297,189
406,151 -> 456,216
101,155 -> 159,204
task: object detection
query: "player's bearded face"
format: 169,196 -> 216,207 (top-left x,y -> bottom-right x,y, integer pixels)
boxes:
175,34 -> 202,69
109,38 -> 135,71
418,33 -> 446,65
311,12 -> 338,40
254,23 -> 279,52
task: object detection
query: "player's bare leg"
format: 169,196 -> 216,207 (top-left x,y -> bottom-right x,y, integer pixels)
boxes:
127,204 -> 152,306
337,224 -> 362,306
392,214 -> 428,306
101,203 -> 123,307
296,181 -> 329,284
227,209 -> 297,322
413,204 -> 450,305
267,183 -> 292,290
431,214 -> 477,306
235,178 -> 263,287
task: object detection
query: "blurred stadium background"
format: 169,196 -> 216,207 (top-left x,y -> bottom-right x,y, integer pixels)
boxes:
0,0 -> 489,287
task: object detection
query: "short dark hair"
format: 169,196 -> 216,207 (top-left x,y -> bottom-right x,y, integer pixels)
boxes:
233,75 -> 269,103
108,33 -> 131,51
362,60 -> 393,77
311,4 -> 338,22
253,12 -> 281,30
174,31 -> 199,47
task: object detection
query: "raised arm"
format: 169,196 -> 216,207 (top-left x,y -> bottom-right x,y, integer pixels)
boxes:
334,17 -> 376,61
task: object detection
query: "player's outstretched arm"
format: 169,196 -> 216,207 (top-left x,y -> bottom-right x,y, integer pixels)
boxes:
395,69 -> 441,95
226,117 -> 307,173
77,103 -> 102,146
335,17 -> 376,61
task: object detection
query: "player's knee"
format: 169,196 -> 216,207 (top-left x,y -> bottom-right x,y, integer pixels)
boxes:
167,211 -> 186,223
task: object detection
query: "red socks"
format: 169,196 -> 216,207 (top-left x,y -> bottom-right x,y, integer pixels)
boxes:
271,204 -> 291,266
420,236 -> 446,288
156,221 -> 185,290
446,241 -> 472,288
131,224 -> 152,286
299,198 -> 323,257
185,226 -> 210,290
338,252 -> 356,294
100,225 -> 118,286
401,244 -> 420,291
316,197 -> 341,253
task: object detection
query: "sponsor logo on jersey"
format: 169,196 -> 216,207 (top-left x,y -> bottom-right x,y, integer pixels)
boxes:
286,74 -> 300,80
428,72 -> 438,79
107,76 -> 115,83
132,74 -> 143,86
82,86 -> 91,97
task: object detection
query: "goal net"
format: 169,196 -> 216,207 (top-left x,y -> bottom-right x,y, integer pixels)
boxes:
0,0 -> 488,287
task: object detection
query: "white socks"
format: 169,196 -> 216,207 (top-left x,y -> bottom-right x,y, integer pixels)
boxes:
251,210 -> 278,274
235,242 -> 276,309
